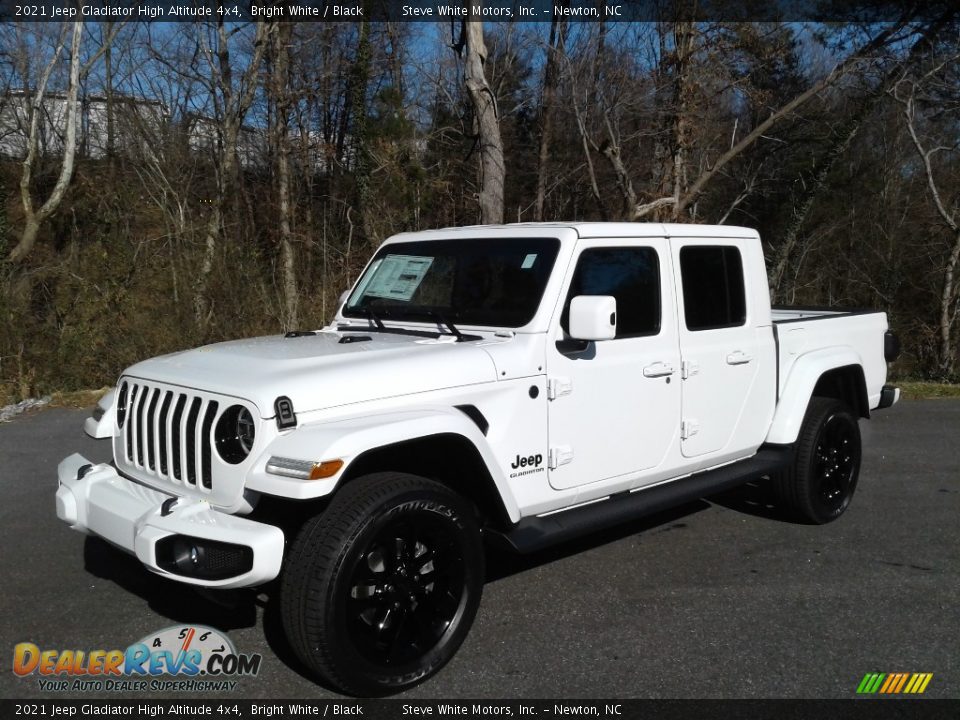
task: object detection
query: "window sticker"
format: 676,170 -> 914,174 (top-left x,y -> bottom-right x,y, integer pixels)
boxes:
361,255 -> 434,301
521,253 -> 538,269
347,259 -> 382,305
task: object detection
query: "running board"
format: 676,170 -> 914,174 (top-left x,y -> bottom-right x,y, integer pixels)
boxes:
488,447 -> 792,554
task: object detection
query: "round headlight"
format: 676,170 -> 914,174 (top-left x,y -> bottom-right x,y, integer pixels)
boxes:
237,407 -> 255,454
116,382 -> 129,429
215,405 -> 257,464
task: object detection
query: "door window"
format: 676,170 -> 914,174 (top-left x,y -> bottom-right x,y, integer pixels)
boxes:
679,246 -> 746,331
561,247 -> 661,339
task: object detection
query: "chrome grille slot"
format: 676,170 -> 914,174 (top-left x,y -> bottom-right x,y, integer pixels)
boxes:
117,381 -> 242,497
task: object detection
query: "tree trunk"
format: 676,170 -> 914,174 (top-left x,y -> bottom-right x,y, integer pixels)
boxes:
768,116 -> 862,299
534,10 -> 567,221
272,22 -> 298,330
193,21 -> 269,330
7,21 -> 83,265
939,232 -> 960,378
668,21 -> 697,219
462,8 -> 505,225
349,15 -> 374,243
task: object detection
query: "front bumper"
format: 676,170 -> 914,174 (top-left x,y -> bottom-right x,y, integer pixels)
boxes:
56,453 -> 284,589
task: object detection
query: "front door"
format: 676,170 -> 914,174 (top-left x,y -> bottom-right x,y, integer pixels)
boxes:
546,239 -> 681,490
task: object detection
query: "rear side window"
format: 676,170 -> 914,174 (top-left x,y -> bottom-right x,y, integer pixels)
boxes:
679,246 -> 746,331
561,247 -> 661,338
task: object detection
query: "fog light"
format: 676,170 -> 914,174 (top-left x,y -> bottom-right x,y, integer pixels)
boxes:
172,538 -> 202,572
155,535 -> 253,580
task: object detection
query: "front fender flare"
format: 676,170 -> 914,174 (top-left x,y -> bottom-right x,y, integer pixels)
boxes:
245,407 -> 519,522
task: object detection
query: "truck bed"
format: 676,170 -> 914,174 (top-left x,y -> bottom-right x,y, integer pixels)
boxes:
772,305 -> 890,410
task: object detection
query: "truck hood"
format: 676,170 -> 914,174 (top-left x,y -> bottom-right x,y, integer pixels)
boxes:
123,330 -> 499,417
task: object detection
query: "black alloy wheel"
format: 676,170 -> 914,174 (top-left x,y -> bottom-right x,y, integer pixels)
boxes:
281,472 -> 484,696
345,512 -> 468,667
811,410 -> 860,517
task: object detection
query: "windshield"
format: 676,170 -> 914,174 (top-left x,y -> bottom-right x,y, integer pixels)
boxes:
343,238 -> 560,328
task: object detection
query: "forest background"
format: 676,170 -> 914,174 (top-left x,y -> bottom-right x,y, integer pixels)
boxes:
1,3 -> 959,404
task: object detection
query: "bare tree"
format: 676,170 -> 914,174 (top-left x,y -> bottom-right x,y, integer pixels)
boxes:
894,54 -> 960,378
193,20 -> 269,329
269,21 -> 298,330
6,21 -> 123,265
460,7 -> 505,224
571,20 -> 926,223
534,9 -> 567,221
7,22 -> 80,265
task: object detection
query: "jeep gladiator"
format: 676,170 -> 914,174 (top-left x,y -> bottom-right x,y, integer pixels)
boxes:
56,223 -> 899,695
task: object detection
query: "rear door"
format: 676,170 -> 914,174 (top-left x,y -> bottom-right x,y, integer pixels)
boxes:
672,239 -> 769,459
546,238 -> 681,490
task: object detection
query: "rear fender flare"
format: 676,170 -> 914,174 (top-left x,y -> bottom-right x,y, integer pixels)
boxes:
767,347 -> 865,445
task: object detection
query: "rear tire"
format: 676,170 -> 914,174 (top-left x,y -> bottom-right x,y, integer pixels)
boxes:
775,397 -> 862,524
280,472 -> 484,696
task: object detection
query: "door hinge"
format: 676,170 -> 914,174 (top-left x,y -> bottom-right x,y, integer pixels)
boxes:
548,445 -> 574,469
681,360 -> 700,380
547,376 -> 573,400
681,419 -> 700,440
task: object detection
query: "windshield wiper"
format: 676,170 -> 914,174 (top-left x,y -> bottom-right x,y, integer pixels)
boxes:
418,311 -> 481,342
344,306 -> 480,341
351,305 -> 385,331
341,306 -> 439,339
422,311 -> 468,341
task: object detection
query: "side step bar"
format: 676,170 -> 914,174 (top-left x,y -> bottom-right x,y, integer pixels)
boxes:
488,447 -> 792,554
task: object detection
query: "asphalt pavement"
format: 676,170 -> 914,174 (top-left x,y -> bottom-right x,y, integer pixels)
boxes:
1,400 -> 957,699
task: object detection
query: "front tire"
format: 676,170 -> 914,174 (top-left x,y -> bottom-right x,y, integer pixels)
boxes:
775,397 -> 862,524
281,472 -> 484,696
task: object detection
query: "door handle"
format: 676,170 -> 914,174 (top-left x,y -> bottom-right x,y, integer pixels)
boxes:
726,351 -> 753,365
643,362 -> 675,378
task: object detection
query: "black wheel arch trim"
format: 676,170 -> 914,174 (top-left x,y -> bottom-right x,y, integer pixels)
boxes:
339,433 -> 511,530
812,364 -> 870,419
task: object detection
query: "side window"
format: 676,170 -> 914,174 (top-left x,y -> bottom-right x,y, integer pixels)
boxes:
561,247 -> 661,339
679,245 -> 746,331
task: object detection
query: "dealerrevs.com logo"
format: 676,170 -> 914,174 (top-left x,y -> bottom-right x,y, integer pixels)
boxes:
13,625 -> 262,692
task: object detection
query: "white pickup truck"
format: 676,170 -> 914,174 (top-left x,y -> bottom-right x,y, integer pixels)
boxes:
57,223 -> 899,695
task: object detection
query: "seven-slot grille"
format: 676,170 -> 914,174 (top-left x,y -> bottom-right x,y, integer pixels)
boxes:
123,382 -> 220,490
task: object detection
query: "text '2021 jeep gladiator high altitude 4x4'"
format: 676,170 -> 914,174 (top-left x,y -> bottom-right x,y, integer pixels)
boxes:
57,223 -> 900,695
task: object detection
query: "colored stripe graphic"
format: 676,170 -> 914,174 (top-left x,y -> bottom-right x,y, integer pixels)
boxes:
879,674 -> 896,693
892,673 -> 909,693
857,673 -> 886,695
857,673 -> 932,694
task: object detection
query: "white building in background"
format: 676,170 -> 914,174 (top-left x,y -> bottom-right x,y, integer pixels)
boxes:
184,113 -> 267,169
0,90 -> 370,173
0,91 -> 167,159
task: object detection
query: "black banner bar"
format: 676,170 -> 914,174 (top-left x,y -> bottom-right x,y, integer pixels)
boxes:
3,700 -> 960,720
0,0 -> 954,23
